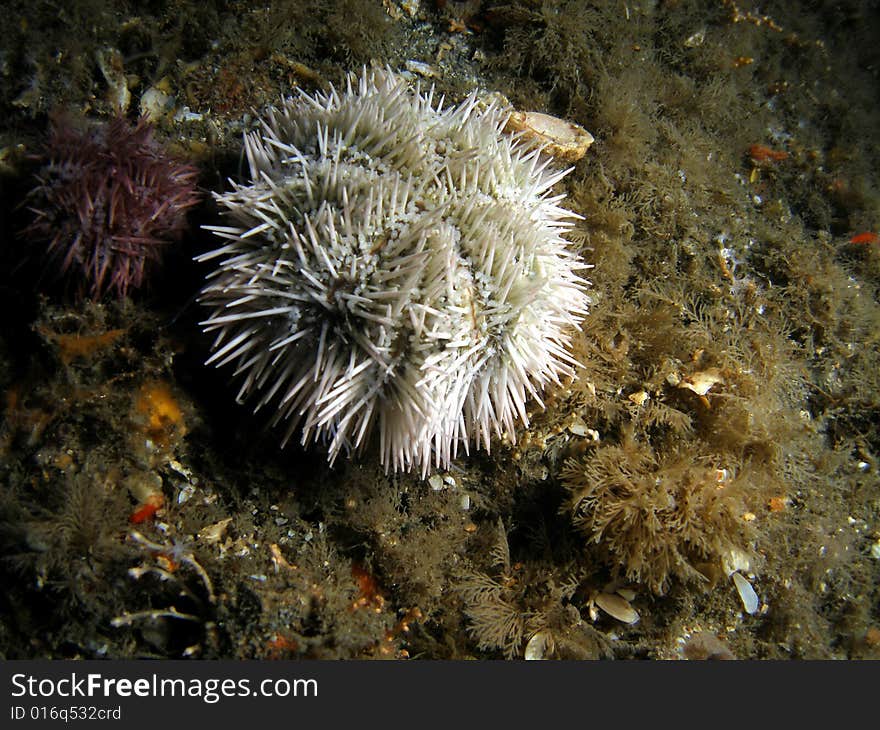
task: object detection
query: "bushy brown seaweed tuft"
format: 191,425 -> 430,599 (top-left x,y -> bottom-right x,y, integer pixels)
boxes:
562,429 -> 754,594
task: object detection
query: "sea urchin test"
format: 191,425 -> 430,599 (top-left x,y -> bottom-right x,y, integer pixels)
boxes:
197,68 -> 591,475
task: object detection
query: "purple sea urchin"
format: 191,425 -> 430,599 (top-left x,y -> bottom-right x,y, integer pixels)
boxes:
25,115 -> 200,299
198,68 -> 591,474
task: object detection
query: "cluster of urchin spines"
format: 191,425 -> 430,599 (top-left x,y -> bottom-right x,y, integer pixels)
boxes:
198,67 -> 590,475
26,115 -> 200,300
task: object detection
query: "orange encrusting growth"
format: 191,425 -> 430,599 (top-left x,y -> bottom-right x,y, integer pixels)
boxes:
41,327 -> 127,365
748,144 -> 789,164
266,633 -> 299,658
350,563 -> 385,612
767,495 -> 788,512
133,381 -> 186,447
849,232 -> 879,245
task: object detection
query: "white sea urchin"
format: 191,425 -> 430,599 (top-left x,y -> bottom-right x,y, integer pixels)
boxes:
197,67 -> 591,475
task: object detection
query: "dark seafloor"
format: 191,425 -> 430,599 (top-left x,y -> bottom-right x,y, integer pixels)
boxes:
0,0 -> 878,660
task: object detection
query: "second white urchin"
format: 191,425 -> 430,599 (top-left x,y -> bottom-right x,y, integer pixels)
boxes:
197,67 -> 591,475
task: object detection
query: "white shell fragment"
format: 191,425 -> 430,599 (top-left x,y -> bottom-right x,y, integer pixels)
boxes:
594,592 -> 640,624
524,629 -> 555,660
732,572 -> 759,614
428,474 -> 444,491
568,419 -> 600,441
177,483 -> 196,505
140,86 -> 176,122
505,111 -> 594,162
96,47 -> 131,113
404,60 -> 439,78
677,368 -> 724,396
722,548 -> 752,576
568,419 -> 590,436
198,517 -> 233,544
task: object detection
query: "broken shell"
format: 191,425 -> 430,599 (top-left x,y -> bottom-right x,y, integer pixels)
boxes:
628,390 -> 649,406
666,372 -> 682,387
722,548 -> 751,576
569,420 -> 600,441
140,86 -> 176,122
125,470 -> 163,504
593,592 -> 639,624
568,420 -> 590,436
677,368 -> 724,396
524,629 -> 555,660
404,60 -> 439,78
177,483 -> 196,505
732,572 -> 759,614
199,517 -> 233,544
505,111 -> 594,162
96,47 -> 131,113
